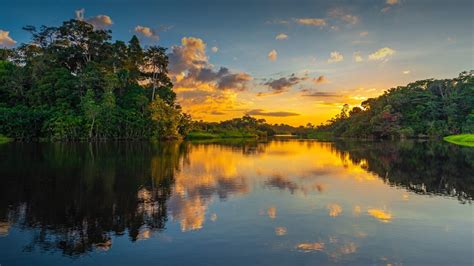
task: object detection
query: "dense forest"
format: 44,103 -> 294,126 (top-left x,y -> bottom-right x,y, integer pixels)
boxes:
317,72 -> 474,139
0,19 -> 192,140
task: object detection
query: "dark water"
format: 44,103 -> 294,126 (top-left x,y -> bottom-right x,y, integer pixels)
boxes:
0,140 -> 472,265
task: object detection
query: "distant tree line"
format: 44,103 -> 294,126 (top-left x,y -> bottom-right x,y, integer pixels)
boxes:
317,72 -> 474,139
0,19 -> 192,140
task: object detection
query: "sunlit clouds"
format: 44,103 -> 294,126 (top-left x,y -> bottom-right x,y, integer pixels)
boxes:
328,51 -> 344,63
328,8 -> 359,25
368,47 -> 396,61
313,75 -> 328,84
353,52 -> 363,63
262,74 -> 307,94
268,49 -> 278,61
275,227 -> 287,236
246,109 -> 300,117
0,30 -> 16,47
295,18 -> 327,27
297,242 -> 325,251
75,8 -> 113,29
275,33 -> 289,40
168,37 -> 253,119
135,25 -> 159,39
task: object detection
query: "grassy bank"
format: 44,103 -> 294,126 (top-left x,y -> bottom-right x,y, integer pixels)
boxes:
304,131 -> 335,141
0,134 -> 12,144
443,134 -> 474,147
186,131 -> 258,140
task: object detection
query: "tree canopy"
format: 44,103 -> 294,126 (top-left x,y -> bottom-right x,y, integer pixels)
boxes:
317,72 -> 474,139
0,19 -> 190,140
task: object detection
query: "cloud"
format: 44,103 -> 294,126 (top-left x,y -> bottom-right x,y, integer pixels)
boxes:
211,46 -> 218,53
75,8 -> 85,20
135,25 -> 159,39
168,37 -> 255,120
368,47 -> 395,61
297,242 -> 325,251
302,90 -> 340,98
275,33 -> 288,40
359,31 -> 369,37
403,70 -> 410,74
328,51 -> 343,63
353,51 -> 363,62
295,18 -> 327,27
266,19 -> 290,25
216,69 -> 253,91
313,75 -> 328,84
382,0 -> 400,12
169,37 -> 252,92
268,49 -> 278,61
168,37 -> 208,75
246,109 -> 300,117
263,74 -> 306,94
328,8 -> 359,25
386,0 -> 400,5
75,8 -> 113,29
0,30 -> 16,47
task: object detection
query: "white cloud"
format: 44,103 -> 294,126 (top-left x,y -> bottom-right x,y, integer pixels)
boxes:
211,46 -> 218,53
275,33 -> 288,40
295,18 -> 327,27
135,25 -> 159,39
75,8 -> 113,29
368,47 -> 396,61
0,30 -> 16,47
268,49 -> 278,61
327,51 -> 343,63
403,70 -> 410,74
353,52 -> 363,63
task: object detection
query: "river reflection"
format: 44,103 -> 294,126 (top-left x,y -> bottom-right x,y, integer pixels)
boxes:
0,140 -> 472,265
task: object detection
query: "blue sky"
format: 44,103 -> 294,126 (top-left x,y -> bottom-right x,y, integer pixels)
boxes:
1,0 -> 473,124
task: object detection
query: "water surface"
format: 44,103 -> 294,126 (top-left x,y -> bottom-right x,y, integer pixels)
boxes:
0,140 -> 472,265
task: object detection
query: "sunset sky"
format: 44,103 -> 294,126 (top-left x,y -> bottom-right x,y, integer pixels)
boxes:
1,0 -> 472,125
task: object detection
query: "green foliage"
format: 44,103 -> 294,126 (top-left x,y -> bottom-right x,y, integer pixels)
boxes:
318,71 -> 474,139
0,134 -> 12,144
444,134 -> 474,147
0,19 -> 189,140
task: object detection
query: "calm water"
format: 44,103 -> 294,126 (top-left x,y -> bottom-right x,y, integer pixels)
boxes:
0,140 -> 473,265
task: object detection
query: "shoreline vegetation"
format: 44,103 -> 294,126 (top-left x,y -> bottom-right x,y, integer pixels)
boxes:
0,19 -> 472,142
0,134 -> 12,144
444,134 -> 474,147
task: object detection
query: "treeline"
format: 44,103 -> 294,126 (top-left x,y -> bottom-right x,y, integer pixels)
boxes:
189,115 -> 320,139
0,19 -> 192,140
318,72 -> 474,139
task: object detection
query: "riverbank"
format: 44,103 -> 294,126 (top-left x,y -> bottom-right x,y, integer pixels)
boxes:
443,134 -> 474,147
185,131 -> 258,140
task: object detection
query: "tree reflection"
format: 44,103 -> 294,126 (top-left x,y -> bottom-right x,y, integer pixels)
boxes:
330,140 -> 474,203
0,142 -> 187,256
